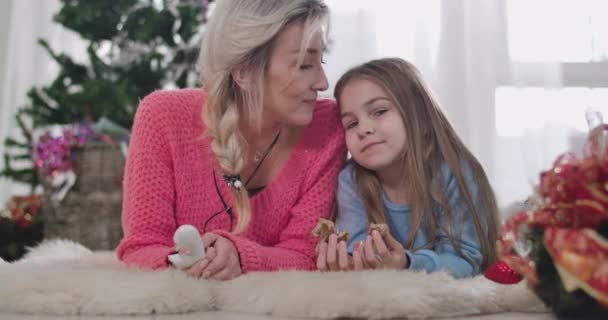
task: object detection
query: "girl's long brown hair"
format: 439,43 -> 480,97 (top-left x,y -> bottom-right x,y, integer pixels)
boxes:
334,58 -> 499,270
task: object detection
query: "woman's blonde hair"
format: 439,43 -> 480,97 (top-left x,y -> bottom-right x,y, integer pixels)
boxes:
199,0 -> 329,233
334,58 -> 500,270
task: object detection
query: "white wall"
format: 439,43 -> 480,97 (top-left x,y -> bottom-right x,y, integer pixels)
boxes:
0,0 -> 15,205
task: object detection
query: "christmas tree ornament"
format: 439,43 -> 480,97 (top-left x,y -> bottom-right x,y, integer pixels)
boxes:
484,260 -> 523,284
1,195 -> 42,229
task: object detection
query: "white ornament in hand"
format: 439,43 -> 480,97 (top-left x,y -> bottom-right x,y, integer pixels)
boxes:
167,225 -> 205,269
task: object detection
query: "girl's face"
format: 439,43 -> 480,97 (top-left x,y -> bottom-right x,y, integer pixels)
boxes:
339,78 -> 407,173
262,22 -> 329,127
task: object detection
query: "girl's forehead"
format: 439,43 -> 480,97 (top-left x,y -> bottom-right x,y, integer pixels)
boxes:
339,83 -> 392,115
341,79 -> 389,101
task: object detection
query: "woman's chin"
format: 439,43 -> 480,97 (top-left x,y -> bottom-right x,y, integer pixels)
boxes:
287,111 -> 313,127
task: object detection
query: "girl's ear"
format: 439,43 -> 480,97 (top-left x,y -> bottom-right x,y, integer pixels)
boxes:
231,67 -> 252,90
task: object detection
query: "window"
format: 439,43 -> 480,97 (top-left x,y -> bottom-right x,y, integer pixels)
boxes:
495,0 -> 608,138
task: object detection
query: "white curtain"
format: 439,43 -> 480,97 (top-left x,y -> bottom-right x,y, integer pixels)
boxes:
325,0 -> 567,217
0,0 -> 86,205
433,0 -> 516,211
3,0 -> 593,218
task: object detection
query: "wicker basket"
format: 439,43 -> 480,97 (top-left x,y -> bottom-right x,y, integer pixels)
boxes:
42,142 -> 125,250
72,141 -> 125,194
42,191 -> 123,250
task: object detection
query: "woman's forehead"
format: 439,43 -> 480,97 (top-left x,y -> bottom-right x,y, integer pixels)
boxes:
275,22 -> 326,55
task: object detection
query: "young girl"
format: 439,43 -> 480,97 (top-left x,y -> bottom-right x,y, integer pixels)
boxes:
316,58 -> 499,279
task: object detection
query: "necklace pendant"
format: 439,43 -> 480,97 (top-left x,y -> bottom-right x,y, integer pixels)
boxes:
253,151 -> 263,163
252,129 -> 281,164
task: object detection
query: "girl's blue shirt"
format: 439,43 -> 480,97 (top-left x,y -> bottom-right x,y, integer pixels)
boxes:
335,161 -> 485,278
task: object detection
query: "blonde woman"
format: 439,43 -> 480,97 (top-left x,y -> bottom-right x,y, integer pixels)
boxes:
317,58 -> 499,278
117,0 -> 346,280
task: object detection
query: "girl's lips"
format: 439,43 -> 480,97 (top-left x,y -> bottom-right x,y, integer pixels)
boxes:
361,141 -> 384,153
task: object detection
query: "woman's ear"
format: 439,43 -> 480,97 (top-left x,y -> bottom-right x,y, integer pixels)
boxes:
231,67 -> 252,90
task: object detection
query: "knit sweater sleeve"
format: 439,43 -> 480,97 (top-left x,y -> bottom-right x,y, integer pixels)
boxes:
115,91 -> 177,269
214,105 -> 346,272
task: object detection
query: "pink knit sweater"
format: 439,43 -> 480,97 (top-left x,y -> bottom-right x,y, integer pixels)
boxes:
116,89 -> 346,272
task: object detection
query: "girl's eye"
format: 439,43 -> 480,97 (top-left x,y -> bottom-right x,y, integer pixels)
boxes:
344,121 -> 358,130
299,64 -> 313,70
372,109 -> 387,117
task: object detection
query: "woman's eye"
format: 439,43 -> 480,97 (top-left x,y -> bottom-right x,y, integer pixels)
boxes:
299,64 -> 313,70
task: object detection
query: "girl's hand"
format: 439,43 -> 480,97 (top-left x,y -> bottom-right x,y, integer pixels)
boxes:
316,233 -> 350,271
351,240 -> 366,270
186,233 -> 242,280
357,230 -> 408,270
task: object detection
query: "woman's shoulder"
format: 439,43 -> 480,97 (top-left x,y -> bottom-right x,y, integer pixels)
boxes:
135,88 -> 205,122
304,98 -> 343,143
312,98 -> 339,123
132,88 -> 206,135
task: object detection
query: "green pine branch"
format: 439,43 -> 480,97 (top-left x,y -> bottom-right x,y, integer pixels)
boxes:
2,0 -> 210,193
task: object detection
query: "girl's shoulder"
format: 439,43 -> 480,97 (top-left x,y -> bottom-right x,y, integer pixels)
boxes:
337,161 -> 357,189
438,159 -> 479,194
338,160 -> 355,179
336,161 -> 364,204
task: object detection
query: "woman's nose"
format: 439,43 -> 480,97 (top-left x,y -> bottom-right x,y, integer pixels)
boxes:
312,68 -> 329,92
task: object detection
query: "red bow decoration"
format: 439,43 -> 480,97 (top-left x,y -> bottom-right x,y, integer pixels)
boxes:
498,124 -> 608,307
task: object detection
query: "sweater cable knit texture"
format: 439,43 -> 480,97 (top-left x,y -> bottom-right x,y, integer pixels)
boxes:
116,88 -> 346,272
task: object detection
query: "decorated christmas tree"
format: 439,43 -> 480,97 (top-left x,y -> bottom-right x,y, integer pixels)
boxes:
1,0 -> 212,261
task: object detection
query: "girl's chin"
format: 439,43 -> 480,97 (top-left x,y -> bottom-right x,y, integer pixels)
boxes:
353,156 -> 398,173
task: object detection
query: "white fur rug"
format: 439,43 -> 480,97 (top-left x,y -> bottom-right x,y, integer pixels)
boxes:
0,240 -> 547,319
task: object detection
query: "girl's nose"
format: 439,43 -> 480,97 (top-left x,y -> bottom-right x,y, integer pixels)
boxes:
357,122 -> 376,137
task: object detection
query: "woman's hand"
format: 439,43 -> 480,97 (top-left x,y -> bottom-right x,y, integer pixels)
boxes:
316,233 -> 351,271
186,246 -> 216,277
185,233 -> 242,280
355,230 -> 408,270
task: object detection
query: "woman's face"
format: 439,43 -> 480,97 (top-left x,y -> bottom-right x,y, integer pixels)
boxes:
339,78 -> 408,173
262,22 -> 329,127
